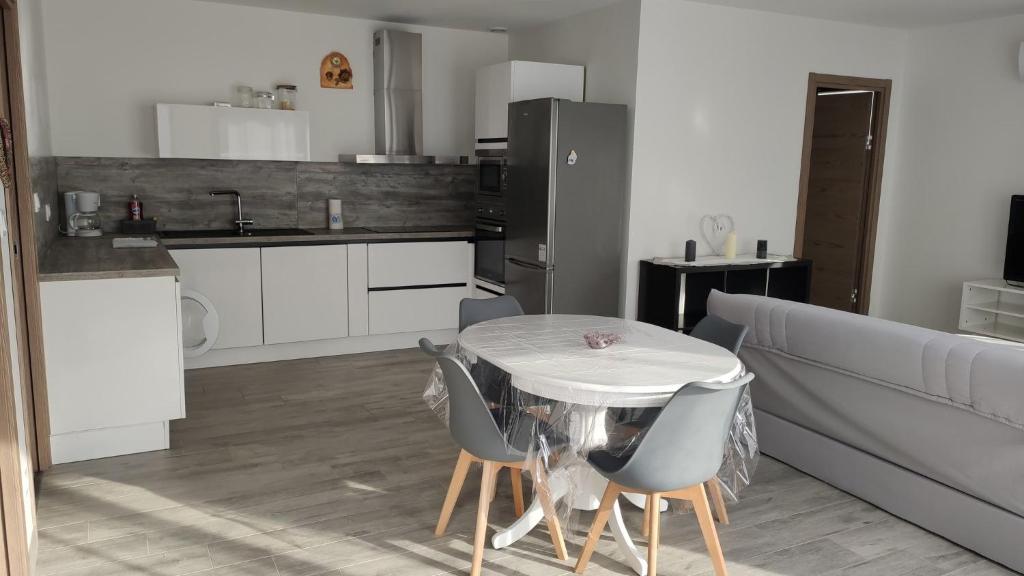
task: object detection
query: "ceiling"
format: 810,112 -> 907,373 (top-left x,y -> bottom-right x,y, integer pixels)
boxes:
197,0 -> 623,31
685,0 -> 1024,28
200,0 -> 1024,30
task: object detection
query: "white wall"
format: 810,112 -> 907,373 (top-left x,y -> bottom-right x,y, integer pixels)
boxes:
20,0 -> 51,157
508,0 -> 641,314
624,0 -> 909,319
509,0 -> 640,112
871,15 -> 1024,330
40,0 -> 508,161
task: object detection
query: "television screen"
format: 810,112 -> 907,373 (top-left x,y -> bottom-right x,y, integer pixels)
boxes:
1007,195 -> 1024,286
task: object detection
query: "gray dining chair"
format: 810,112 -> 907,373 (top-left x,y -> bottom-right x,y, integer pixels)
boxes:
459,295 -> 524,331
690,314 -> 749,355
433,354 -> 568,576
575,372 -> 756,576
622,314 -> 749,527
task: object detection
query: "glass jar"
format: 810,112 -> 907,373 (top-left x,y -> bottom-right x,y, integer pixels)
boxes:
276,84 -> 297,111
254,91 -> 275,110
235,85 -> 254,108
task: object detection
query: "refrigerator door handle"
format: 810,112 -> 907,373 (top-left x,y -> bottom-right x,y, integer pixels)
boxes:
507,257 -> 552,271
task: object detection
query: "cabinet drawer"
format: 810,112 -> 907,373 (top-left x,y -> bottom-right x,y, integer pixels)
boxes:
368,241 -> 469,288
368,286 -> 466,334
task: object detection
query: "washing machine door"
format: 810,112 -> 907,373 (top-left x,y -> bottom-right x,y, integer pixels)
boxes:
181,289 -> 219,358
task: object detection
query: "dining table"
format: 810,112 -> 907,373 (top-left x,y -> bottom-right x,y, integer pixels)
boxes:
446,314 -> 748,576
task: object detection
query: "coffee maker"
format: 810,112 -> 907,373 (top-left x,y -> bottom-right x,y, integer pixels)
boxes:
63,191 -> 103,237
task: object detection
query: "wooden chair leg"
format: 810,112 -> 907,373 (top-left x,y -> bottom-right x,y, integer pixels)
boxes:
436,449 -> 474,536
533,462 -> 568,560
471,461 -> 499,576
574,482 -> 621,574
691,484 -> 728,576
642,494 -> 652,538
648,492 -> 662,576
707,478 -> 729,524
510,468 -> 525,517
490,465 -> 502,503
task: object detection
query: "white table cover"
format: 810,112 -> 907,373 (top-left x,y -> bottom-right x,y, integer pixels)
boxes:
457,315 -> 744,407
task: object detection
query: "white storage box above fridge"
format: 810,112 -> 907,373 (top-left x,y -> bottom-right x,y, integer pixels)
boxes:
474,61 -> 584,150
156,103 -> 311,161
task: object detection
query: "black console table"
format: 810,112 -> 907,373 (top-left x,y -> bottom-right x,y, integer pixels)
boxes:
637,257 -> 812,332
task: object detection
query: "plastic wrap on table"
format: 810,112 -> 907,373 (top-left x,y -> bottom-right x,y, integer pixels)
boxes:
422,337 -> 759,538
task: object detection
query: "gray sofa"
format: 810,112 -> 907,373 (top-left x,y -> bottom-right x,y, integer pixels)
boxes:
707,290 -> 1024,572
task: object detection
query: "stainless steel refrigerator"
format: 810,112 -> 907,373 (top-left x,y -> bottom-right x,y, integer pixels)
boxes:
505,98 -> 628,315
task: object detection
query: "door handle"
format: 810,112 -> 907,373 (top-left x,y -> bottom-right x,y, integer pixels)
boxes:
475,224 -> 504,233
507,257 -> 549,271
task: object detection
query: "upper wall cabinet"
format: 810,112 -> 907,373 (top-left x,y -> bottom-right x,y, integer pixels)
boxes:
474,61 -> 585,148
156,104 -> 311,161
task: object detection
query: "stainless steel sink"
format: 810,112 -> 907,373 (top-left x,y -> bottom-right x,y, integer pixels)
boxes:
160,228 -> 314,239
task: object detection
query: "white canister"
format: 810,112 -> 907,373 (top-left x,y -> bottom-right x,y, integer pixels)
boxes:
328,199 -> 344,230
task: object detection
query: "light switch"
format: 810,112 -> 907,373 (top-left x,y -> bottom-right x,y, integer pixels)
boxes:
32,192 -> 40,213
44,204 -> 51,222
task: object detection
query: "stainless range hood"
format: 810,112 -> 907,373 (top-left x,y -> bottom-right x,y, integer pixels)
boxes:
339,30 -> 469,165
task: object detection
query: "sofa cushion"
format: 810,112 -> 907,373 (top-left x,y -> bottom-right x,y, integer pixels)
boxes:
707,291 -> 1024,430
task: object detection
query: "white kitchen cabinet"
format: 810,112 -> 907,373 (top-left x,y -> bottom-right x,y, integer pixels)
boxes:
170,248 -> 263,349
368,241 -> 470,288
41,276 -> 184,463
156,104 -> 311,161
369,286 -> 466,334
261,245 -> 349,345
475,61 -> 585,145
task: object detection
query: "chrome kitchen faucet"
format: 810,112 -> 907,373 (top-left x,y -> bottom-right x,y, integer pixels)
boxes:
209,190 -> 254,235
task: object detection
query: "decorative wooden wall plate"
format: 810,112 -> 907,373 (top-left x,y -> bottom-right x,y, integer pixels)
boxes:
320,52 -> 353,89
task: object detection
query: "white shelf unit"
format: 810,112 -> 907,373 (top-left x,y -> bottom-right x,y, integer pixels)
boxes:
959,279 -> 1024,343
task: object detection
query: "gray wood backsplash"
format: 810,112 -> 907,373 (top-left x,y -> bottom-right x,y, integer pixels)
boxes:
55,157 -> 476,233
31,156 -> 59,256
296,162 -> 475,229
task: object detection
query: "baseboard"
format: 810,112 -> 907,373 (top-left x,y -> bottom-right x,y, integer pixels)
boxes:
184,328 -> 458,369
754,409 -> 1024,573
50,421 -> 169,465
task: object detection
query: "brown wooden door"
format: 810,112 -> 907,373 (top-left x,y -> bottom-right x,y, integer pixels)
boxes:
801,91 -> 874,312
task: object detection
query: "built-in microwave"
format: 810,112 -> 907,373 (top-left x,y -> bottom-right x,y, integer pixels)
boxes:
477,156 -> 507,197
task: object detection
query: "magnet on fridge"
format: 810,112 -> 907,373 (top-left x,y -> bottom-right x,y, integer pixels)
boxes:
567,150 -> 578,166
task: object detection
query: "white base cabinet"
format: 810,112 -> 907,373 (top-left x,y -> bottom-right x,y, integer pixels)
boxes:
171,248 -> 264,349
177,240 -> 473,368
41,276 -> 184,464
261,245 -> 349,344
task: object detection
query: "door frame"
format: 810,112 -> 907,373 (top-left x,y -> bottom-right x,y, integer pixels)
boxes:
1,0 -> 48,472
794,73 -> 892,314
0,0 -> 47,572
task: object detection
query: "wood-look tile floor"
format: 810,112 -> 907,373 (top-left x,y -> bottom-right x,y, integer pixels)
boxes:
35,349 -> 1017,576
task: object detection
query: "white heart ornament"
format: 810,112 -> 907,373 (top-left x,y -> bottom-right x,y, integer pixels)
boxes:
700,214 -> 735,256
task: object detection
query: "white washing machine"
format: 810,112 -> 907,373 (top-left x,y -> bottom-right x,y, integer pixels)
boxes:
180,289 -> 219,358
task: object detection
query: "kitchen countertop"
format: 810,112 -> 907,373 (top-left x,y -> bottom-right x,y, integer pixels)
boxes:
39,226 -> 475,282
158,225 -> 474,248
39,236 -> 180,282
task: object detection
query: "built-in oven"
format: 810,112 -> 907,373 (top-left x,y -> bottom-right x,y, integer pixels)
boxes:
477,155 -> 507,198
474,197 -> 506,289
